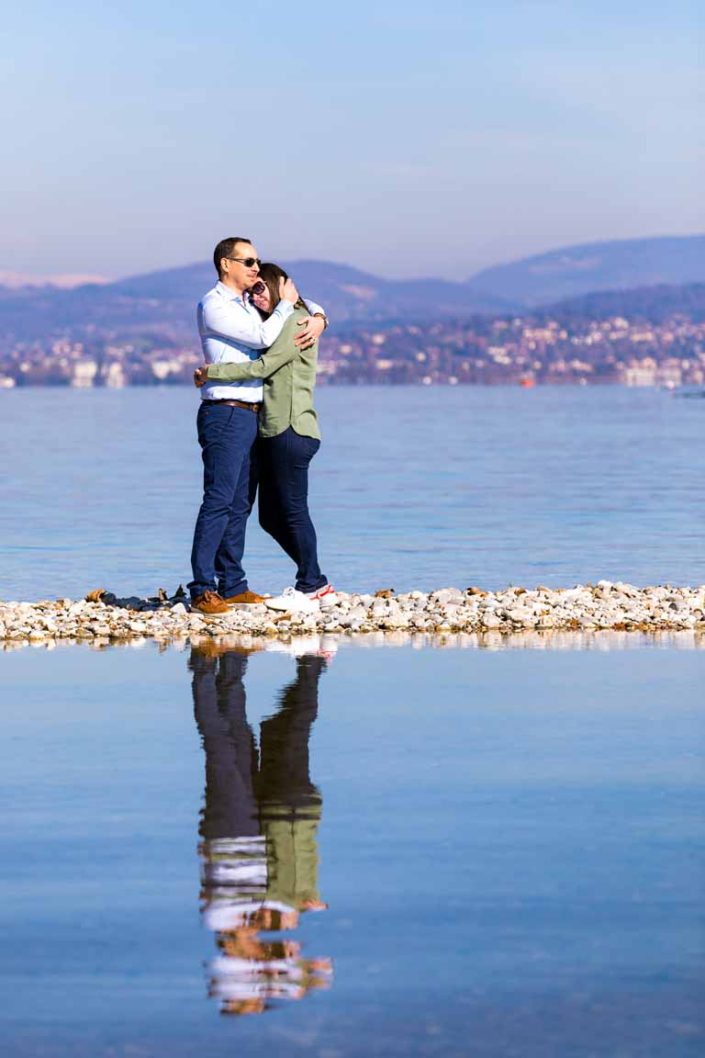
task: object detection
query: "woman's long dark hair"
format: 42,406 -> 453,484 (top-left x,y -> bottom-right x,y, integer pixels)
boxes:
257,262 -> 309,317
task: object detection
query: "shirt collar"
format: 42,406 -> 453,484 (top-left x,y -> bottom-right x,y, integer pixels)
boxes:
215,280 -> 249,305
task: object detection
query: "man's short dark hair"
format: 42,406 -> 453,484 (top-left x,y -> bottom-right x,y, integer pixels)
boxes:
213,236 -> 252,277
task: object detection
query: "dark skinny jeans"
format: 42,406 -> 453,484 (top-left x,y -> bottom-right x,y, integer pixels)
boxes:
255,427 -> 327,594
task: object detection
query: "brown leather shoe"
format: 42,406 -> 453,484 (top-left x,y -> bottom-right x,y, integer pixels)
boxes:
190,590 -> 231,615
191,638 -> 264,659
222,590 -> 268,607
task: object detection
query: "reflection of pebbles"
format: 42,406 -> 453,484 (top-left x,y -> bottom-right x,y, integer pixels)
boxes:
184,629 -> 705,660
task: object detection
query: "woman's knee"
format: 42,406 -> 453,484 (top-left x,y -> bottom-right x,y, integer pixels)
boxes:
258,507 -> 278,535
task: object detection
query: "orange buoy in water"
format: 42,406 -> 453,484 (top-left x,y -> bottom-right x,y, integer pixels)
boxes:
519,377 -> 535,388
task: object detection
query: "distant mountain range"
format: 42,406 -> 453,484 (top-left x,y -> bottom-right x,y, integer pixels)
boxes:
109,259 -> 514,320
468,235 -> 705,306
0,235 -> 703,339
540,282 -> 705,324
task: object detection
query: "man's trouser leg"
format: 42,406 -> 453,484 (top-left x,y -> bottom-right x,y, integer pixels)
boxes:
190,648 -> 259,840
216,427 -> 259,598
188,404 -> 258,600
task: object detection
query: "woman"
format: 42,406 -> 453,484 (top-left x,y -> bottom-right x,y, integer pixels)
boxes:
195,263 -> 336,614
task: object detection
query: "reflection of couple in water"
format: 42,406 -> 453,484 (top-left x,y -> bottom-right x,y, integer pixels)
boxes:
190,642 -> 333,1016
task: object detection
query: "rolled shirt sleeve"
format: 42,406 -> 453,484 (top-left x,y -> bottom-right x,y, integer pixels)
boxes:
303,298 -> 326,318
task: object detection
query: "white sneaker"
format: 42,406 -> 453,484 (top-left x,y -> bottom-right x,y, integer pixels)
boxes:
264,634 -> 322,656
309,584 -> 338,608
265,587 -> 320,614
318,635 -> 339,661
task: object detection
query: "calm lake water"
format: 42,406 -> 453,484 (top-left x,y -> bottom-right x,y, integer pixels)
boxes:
1,387 -> 703,1055
0,386 -> 703,600
0,636 -> 703,1057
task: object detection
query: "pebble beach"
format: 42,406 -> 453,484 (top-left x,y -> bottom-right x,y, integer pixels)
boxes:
2,582 -> 704,647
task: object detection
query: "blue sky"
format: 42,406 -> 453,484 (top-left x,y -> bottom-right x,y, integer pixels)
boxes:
1,0 -> 702,279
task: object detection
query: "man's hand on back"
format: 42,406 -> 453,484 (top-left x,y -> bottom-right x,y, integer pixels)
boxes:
294,314 -> 325,349
279,276 -> 299,304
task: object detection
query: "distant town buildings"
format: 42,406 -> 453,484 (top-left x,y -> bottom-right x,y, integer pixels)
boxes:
319,312 -> 705,388
0,309 -> 703,388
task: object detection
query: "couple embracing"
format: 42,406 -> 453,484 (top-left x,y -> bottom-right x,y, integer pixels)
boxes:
188,236 -> 336,616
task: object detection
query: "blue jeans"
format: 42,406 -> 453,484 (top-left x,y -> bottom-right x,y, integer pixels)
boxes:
190,648 -> 260,840
188,403 -> 258,600
255,428 -> 327,594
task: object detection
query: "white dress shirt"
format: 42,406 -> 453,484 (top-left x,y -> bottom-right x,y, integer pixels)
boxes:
198,281 -> 325,403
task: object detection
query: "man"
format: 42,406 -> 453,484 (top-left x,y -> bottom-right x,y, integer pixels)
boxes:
188,237 -> 327,614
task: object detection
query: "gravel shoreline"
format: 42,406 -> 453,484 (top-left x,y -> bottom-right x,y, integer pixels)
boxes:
1,582 -> 704,646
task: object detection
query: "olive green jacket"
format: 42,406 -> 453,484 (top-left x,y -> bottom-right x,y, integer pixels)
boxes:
261,804 -> 323,910
205,308 -> 320,440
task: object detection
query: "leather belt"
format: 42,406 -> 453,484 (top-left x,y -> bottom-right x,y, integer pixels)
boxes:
205,399 -> 261,413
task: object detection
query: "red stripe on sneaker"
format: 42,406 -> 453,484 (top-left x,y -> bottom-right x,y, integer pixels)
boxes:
312,585 -> 335,600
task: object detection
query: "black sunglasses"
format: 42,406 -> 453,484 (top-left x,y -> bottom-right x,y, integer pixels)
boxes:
225,256 -> 262,268
249,281 -> 266,295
